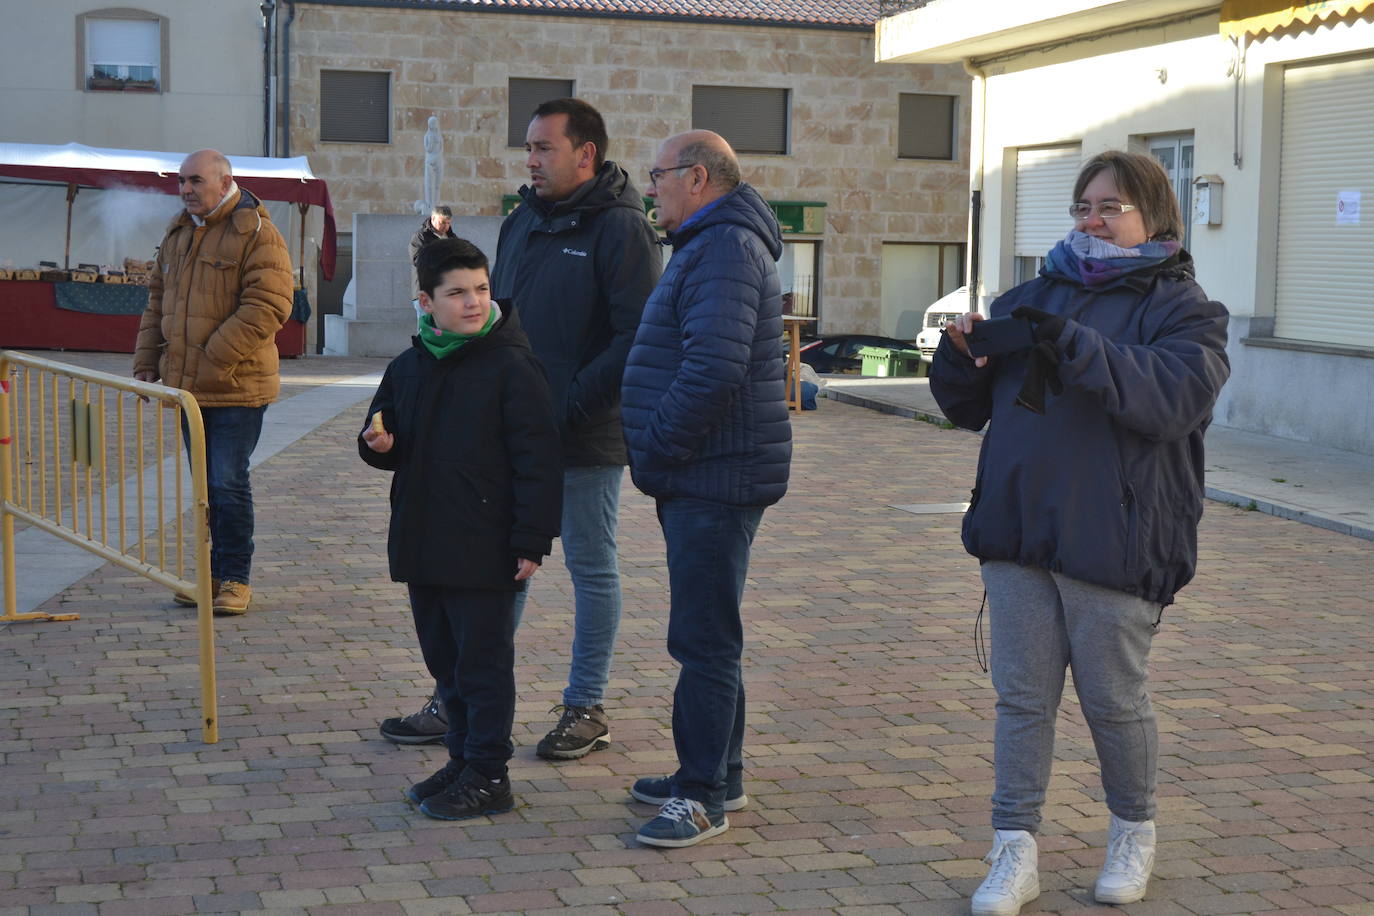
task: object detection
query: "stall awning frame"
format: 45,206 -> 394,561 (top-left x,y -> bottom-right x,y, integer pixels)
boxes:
0,142 -> 337,279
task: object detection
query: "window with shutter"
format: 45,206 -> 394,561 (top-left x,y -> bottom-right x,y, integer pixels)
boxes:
507,79 -> 575,147
320,70 -> 391,144
1275,54 -> 1374,347
898,93 -> 956,160
692,86 -> 789,156
1014,144 -> 1082,282
80,12 -> 164,92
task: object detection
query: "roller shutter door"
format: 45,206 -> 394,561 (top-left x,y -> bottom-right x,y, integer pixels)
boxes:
1014,144 -> 1081,258
1275,55 -> 1374,346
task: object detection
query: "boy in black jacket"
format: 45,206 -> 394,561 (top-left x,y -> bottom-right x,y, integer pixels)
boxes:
359,238 -> 562,820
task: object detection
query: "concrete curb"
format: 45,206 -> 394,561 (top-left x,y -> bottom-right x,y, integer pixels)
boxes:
823,386 -> 1374,542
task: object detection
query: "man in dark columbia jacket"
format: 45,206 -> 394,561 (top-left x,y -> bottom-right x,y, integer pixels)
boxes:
376,98 -> 662,757
621,130 -> 792,848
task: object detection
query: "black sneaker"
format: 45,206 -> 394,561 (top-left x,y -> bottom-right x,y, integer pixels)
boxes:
380,695 -> 448,745
419,768 -> 515,821
404,758 -> 465,805
535,704 -> 610,760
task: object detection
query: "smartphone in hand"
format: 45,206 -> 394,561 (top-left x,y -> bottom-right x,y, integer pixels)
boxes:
965,316 -> 1035,358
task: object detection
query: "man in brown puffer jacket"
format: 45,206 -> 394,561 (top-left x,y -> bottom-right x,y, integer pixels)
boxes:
133,148 -> 293,615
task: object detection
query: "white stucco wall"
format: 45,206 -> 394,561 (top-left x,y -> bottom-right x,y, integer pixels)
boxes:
965,15 -> 1374,451
0,0 -> 266,155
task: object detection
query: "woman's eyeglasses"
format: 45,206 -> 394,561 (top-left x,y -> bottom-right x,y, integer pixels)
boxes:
1069,202 -> 1138,221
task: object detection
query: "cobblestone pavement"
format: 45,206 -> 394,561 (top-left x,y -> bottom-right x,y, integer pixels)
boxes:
3,379 -> 1373,915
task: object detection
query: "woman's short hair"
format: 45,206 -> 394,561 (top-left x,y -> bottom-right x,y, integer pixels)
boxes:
1073,150 -> 1184,243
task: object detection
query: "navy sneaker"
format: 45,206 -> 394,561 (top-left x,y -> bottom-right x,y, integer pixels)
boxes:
630,775 -> 748,812
419,767 -> 515,821
404,758 -> 465,805
636,797 -> 728,848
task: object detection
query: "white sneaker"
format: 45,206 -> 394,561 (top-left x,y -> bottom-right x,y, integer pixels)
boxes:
1094,814 -> 1156,904
971,829 -> 1040,916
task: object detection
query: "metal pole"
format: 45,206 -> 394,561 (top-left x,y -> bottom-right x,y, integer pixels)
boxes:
0,359 -> 16,620
63,183 -> 78,270
182,396 -> 218,744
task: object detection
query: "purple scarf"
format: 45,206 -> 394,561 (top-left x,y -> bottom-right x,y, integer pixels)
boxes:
1041,230 -> 1181,289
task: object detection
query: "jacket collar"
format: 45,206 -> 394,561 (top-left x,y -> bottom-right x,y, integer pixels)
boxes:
171,185 -> 262,233
663,182 -> 783,259
191,182 -> 240,227
516,160 -> 644,224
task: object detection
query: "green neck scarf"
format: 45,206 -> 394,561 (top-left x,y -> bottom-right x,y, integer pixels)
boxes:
417,302 -> 500,360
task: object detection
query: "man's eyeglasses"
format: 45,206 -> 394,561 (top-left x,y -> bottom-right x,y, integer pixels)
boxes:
648,164 -> 696,188
1069,202 -> 1138,221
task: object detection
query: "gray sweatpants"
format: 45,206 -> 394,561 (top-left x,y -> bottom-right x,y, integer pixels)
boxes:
981,560 -> 1160,833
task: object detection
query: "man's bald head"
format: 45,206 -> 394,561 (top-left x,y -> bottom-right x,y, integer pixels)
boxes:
648,130 -> 743,233
664,130 -> 741,192
178,149 -> 234,218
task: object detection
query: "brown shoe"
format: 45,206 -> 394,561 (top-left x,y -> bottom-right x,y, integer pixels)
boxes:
213,580 -> 251,616
174,578 -> 220,607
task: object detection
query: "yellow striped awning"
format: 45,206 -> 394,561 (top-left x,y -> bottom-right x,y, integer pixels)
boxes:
1220,0 -> 1374,42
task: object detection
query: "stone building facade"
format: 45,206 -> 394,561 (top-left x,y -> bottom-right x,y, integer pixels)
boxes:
285,2 -> 970,335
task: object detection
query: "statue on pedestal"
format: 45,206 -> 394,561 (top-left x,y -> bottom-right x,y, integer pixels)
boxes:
414,115 -> 443,215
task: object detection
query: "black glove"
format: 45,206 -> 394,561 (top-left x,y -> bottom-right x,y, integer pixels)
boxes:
1010,305 -> 1066,344
1014,341 -> 1064,415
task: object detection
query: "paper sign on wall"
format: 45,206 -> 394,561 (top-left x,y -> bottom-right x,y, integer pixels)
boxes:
1336,190 -> 1361,226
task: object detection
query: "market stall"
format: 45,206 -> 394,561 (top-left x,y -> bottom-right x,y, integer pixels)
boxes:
0,142 -> 337,356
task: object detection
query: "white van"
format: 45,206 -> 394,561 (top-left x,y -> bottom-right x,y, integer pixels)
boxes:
915,286 -> 970,358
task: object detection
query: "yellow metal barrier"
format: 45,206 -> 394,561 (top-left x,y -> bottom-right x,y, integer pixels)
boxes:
0,350 -> 218,743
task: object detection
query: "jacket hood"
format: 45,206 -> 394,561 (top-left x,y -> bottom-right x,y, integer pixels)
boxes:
665,183 -> 783,260
517,160 -> 646,219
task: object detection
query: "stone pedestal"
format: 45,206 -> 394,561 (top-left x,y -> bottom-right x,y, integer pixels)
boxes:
324,212 -> 505,357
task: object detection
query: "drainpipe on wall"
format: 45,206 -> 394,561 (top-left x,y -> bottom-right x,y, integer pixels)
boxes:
261,1 -> 276,157
282,0 -> 297,158
962,57 -> 988,314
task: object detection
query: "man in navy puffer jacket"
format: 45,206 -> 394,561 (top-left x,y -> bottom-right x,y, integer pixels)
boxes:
621,130 -> 792,848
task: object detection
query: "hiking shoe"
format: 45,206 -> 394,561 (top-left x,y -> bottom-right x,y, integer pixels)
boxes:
380,694 -> 448,745
404,758 -> 465,805
1095,814 -> 1155,904
212,580 -> 251,616
535,704 -> 609,759
636,797 -> 728,848
631,775 -> 748,812
419,767 -> 515,821
971,829 -> 1039,916
174,578 -> 219,607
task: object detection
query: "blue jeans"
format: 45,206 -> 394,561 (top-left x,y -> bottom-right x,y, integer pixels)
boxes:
981,561 -> 1160,832
657,496 -> 764,814
183,406 -> 266,584
513,465 -> 624,708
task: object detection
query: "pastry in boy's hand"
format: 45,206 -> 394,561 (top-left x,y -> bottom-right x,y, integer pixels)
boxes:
370,411 -> 385,435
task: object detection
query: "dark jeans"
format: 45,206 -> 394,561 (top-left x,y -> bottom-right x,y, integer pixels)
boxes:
408,584 -> 517,779
183,405 -> 266,584
657,497 -> 764,814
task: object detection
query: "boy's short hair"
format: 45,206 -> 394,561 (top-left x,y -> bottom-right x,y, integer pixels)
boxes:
416,237 -> 489,296
431,204 -> 452,218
